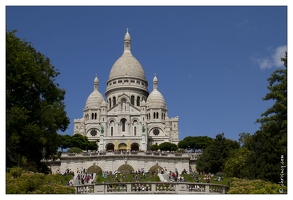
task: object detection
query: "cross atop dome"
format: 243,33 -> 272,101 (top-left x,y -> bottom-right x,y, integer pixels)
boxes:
124,28 -> 131,53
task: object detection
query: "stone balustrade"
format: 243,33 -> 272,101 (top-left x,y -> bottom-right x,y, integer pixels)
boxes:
62,151 -> 188,158
73,182 -> 228,194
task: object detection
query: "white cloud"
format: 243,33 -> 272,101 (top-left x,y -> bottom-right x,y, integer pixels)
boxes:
252,45 -> 287,69
259,57 -> 273,69
272,45 -> 287,67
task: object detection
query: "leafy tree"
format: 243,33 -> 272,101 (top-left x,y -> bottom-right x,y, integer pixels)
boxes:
246,51 -> 287,184
150,144 -> 159,151
70,134 -> 89,150
178,136 -> 213,151
196,133 -> 239,174
6,30 -> 70,171
67,147 -> 83,154
87,141 -> 98,151
57,134 -> 72,152
158,142 -> 178,151
224,147 -> 251,178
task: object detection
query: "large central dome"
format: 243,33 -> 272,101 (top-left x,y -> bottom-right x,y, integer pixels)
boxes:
108,29 -> 147,81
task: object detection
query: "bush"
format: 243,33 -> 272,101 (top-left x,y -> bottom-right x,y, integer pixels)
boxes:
149,165 -> 163,174
6,171 -> 75,194
9,167 -> 23,178
118,164 -> 134,174
87,165 -> 102,175
227,178 -> 287,194
67,147 -> 83,153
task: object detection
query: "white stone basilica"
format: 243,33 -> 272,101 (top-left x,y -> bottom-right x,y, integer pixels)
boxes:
73,30 -> 179,152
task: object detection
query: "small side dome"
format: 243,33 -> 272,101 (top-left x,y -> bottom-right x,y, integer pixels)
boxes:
146,74 -> 166,108
146,90 -> 166,108
85,76 -> 104,109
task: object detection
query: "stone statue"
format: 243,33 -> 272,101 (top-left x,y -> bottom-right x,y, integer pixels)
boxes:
101,125 -> 104,134
142,124 -> 145,133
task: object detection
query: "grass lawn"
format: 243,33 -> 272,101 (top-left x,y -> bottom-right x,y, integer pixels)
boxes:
95,173 -> 160,183
182,174 -> 232,186
94,173 -> 231,186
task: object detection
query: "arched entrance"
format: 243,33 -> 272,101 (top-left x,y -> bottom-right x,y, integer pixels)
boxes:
106,143 -> 114,151
131,143 -> 139,151
118,143 -> 127,151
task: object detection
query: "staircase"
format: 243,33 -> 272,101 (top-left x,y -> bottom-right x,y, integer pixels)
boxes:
158,173 -> 169,182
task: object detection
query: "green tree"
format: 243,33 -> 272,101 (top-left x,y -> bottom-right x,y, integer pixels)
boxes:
158,142 -> 178,151
6,30 -> 70,171
150,144 -> 159,151
87,141 -> 98,151
178,136 -> 213,151
246,51 -> 287,184
57,134 -> 72,152
196,133 -> 239,174
70,134 -> 89,150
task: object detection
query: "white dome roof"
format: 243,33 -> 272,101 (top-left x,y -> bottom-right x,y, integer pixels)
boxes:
146,90 -> 166,108
85,76 -> 104,109
108,29 -> 146,81
146,74 -> 166,108
109,53 -> 146,80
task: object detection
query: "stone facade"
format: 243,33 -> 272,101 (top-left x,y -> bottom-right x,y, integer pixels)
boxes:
59,152 -> 190,175
73,30 -> 179,152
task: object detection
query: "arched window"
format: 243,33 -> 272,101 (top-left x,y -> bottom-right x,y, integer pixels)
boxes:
137,96 -> 140,106
110,120 -> 114,136
131,95 -> 134,105
156,112 -> 159,119
121,98 -> 126,111
121,118 -> 126,132
134,127 -> 137,136
109,98 -> 112,108
95,113 -> 97,119
153,112 -> 156,119
92,113 -> 94,119
113,96 -> 116,106
161,113 -> 163,119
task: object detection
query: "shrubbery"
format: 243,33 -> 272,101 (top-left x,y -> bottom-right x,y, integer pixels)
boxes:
227,178 -> 287,194
6,168 -> 75,194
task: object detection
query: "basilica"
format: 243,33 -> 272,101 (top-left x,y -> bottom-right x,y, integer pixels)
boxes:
73,30 -> 179,152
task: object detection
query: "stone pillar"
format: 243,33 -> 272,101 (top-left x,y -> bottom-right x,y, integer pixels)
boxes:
205,184 -> 209,193
127,184 -> 132,193
152,183 -> 156,193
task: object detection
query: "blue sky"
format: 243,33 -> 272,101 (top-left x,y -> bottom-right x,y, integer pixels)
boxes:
5,5 -> 288,142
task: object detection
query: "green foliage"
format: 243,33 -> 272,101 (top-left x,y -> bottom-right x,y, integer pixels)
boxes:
67,147 -> 83,153
96,173 -> 160,183
87,164 -> 102,175
149,165 -> 163,174
6,171 -> 75,194
6,30 -> 70,170
8,167 -> 23,178
158,142 -> 178,151
57,134 -> 72,151
178,136 -> 213,150
227,178 -> 287,194
57,133 -> 98,151
244,52 -> 287,184
70,134 -> 89,150
118,164 -> 135,174
224,147 -> 251,178
150,144 -> 159,151
87,141 -> 98,151
196,133 -> 239,174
